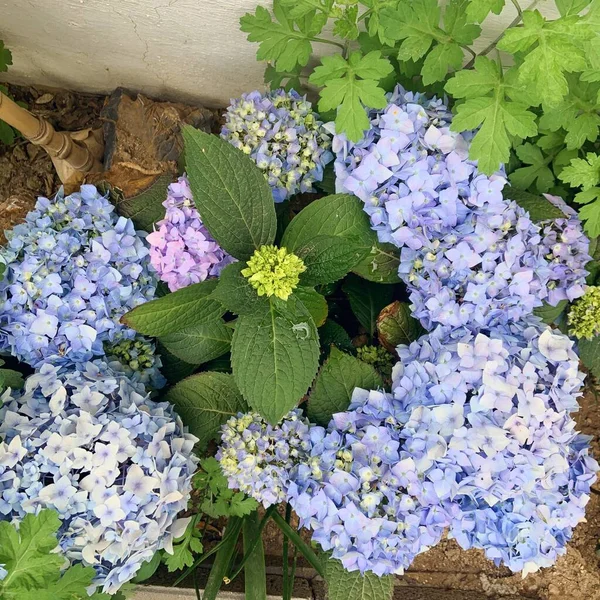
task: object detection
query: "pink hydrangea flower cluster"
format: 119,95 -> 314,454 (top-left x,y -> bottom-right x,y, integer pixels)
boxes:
147,175 -> 235,291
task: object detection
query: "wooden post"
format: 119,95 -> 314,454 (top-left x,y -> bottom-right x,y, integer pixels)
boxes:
0,90 -> 103,178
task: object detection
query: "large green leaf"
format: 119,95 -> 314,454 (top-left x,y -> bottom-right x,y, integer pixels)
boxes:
307,347 -> 382,425
296,234 -> 367,286
294,287 -> 328,327
183,127 -> 277,260
282,194 -> 400,283
212,262 -> 269,316
160,320 -> 232,365
578,336 -> 600,379
325,558 -> 394,600
115,174 -> 172,232
165,372 -> 248,450
231,295 -> 320,423
376,301 -> 424,351
533,300 -> 568,324
122,280 -> 223,337
156,342 -> 197,384
343,275 -> 394,337
507,189 -> 566,222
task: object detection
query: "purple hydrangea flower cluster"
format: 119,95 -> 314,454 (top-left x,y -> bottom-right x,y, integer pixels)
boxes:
284,319 -> 597,576
0,361 -> 198,594
400,198 -> 591,330
221,89 -> 333,202
147,175 -> 235,292
329,85 -> 590,328
0,186 -> 163,386
217,409 -> 314,508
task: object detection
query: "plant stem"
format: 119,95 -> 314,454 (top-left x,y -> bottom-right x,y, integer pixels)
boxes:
463,0 -> 540,70
282,504 -> 292,600
509,0 -> 523,17
461,44 -> 477,60
311,37 -> 346,50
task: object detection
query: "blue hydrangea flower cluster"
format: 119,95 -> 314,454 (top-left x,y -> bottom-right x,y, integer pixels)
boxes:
217,409 -> 314,507
0,186 -> 164,386
0,361 -> 198,594
283,319 -> 596,576
329,85 -> 590,329
221,89 -> 333,202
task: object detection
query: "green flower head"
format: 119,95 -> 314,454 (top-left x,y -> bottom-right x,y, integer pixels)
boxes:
356,345 -> 394,379
242,245 -> 306,301
104,337 -> 156,371
568,286 -> 600,340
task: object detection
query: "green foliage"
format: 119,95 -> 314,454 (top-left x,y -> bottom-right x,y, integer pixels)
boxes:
0,42 -> 22,146
376,300 -> 424,351
0,40 -> 12,72
309,50 -> 393,141
163,518 -> 205,573
295,286 -> 328,326
0,509 -> 95,600
212,262 -> 271,316
183,127 -> 277,260
159,320 -> 232,365
165,372 -> 248,451
343,275 -> 394,337
561,153 -> 600,236
325,558 -> 394,600
194,458 -> 258,519
122,279 -> 223,337
231,295 -> 319,423
0,359 -> 24,393
307,346 -> 382,425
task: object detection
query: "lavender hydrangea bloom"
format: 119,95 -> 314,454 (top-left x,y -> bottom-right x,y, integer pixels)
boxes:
147,175 -> 235,292
0,186 -> 164,386
0,361 -> 198,594
221,89 -> 333,202
329,84 -> 495,249
217,409 -> 314,507
393,319 -> 597,576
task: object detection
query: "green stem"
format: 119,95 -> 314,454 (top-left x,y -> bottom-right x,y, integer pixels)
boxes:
282,504 -> 292,600
461,44 -> 477,60
357,7 -> 373,22
509,0 -> 523,17
243,512 -> 267,600
311,37 -> 347,50
272,512 -> 325,578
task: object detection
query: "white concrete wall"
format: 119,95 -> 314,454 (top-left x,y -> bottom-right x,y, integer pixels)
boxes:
0,0 -> 559,108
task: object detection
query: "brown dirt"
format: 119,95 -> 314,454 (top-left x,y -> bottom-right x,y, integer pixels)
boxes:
0,85 -> 106,243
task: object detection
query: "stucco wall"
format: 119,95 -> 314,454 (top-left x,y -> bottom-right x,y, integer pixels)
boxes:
0,0 -> 559,108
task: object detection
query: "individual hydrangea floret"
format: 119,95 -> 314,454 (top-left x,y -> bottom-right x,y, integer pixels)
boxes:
0,361 -> 198,594
568,286 -> 600,340
0,185 -> 163,384
221,89 -> 333,202
242,245 -> 306,300
146,175 -> 235,292
217,409 -> 314,507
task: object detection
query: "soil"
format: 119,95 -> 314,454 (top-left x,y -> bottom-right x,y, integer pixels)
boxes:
1,84 -> 599,599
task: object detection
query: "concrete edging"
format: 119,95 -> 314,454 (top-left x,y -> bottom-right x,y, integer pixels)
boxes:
132,585 -> 302,600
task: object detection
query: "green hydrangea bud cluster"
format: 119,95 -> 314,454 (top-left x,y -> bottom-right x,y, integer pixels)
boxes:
242,245 -> 306,301
105,337 -> 157,372
568,286 -> 600,340
356,345 -> 394,382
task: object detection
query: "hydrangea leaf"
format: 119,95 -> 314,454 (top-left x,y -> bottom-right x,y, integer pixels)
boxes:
159,320 -> 232,365
577,336 -> 600,378
281,194 -> 397,282
156,342 -> 197,384
165,372 -> 248,451
376,301 -> 425,352
307,346 -> 382,425
231,295 -> 319,423
240,0 -> 316,72
114,174 -> 172,232
466,0 -> 505,23
132,552 -> 162,583
310,51 -> 392,142
533,300 -> 568,324
212,262 -> 270,316
0,120 -> 16,145
510,143 -> 555,192
559,153 -> 600,190
319,319 -> 355,354
122,279 -> 224,337
296,234 -> 368,286
183,127 -> 277,260
343,275 -> 394,337
0,41 -> 12,73
446,57 -> 538,174
294,286 -> 328,327
497,10 -> 593,108
325,558 -> 394,600
0,365 -> 24,393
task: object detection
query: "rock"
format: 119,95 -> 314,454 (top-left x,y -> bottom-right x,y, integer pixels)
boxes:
91,88 -> 216,197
